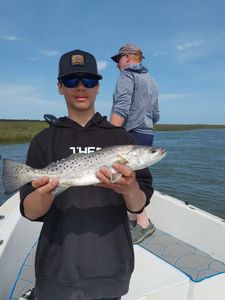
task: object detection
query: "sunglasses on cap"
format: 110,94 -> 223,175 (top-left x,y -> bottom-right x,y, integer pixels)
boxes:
61,77 -> 99,88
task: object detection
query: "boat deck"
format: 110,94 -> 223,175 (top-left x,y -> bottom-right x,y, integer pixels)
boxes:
123,228 -> 225,300
140,228 -> 225,282
124,245 -> 189,300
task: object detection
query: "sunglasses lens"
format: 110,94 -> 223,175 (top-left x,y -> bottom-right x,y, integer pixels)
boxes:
82,78 -> 98,88
61,78 -> 98,88
62,78 -> 79,88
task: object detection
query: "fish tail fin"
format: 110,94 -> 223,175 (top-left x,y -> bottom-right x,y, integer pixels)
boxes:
3,159 -> 33,194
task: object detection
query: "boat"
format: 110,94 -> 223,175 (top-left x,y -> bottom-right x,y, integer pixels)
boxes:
1,190 -> 225,300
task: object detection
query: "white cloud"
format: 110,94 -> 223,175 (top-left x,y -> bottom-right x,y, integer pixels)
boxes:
176,40 -> 204,51
40,49 -> 59,56
97,60 -> 108,71
0,35 -> 21,41
160,93 -> 192,102
0,84 -> 66,120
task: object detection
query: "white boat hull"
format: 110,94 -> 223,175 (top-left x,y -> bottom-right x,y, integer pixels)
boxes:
0,194 -> 41,300
1,191 -> 225,300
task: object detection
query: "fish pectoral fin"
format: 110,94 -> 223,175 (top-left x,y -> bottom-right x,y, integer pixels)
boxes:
110,172 -> 122,183
109,156 -> 128,183
52,185 -> 69,197
116,155 -> 129,164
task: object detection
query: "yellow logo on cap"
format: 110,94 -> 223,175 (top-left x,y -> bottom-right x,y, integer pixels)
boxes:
71,54 -> 84,65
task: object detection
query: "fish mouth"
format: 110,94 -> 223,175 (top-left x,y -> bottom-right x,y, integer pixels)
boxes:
160,149 -> 167,156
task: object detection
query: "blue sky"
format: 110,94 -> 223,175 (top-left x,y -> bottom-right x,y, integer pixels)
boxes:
0,0 -> 225,124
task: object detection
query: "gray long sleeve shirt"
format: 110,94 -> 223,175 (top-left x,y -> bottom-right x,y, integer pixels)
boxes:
111,64 -> 160,134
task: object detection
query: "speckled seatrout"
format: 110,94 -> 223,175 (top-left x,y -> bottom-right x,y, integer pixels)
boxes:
3,145 -> 166,196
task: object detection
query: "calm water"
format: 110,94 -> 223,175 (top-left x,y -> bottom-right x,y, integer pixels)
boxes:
0,129 -> 225,218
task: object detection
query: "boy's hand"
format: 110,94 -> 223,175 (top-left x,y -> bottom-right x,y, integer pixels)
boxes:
32,176 -> 59,195
24,177 -> 59,220
96,163 -> 137,195
96,163 -> 146,212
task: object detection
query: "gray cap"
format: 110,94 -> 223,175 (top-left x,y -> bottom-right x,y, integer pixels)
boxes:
111,44 -> 145,62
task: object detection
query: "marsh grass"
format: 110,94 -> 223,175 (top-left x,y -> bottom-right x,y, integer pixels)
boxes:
0,120 -> 224,144
0,120 -> 48,144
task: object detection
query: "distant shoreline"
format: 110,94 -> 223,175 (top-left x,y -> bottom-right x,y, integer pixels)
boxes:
155,124 -> 225,131
0,120 -> 225,144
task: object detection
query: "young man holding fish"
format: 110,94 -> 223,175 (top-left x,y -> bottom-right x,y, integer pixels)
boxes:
19,49 -> 154,300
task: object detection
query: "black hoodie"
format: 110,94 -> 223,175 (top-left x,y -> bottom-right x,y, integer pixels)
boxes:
20,113 -> 153,300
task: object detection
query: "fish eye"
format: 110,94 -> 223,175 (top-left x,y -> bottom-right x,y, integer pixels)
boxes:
151,148 -> 157,153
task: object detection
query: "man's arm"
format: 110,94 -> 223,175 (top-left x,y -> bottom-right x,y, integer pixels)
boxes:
110,71 -> 134,125
110,112 -> 125,127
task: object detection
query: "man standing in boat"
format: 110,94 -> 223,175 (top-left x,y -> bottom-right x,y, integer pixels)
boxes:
110,44 -> 160,244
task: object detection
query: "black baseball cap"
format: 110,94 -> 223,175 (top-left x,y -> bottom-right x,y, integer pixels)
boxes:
58,49 -> 102,80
